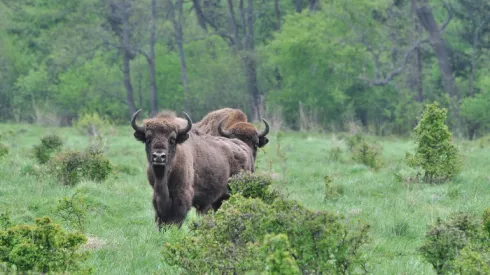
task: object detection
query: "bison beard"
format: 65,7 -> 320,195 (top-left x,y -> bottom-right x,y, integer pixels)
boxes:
132,109 -> 253,230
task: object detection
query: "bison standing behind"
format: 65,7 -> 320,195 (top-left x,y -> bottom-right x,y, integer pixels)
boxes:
131,110 -> 253,229
195,108 -> 270,161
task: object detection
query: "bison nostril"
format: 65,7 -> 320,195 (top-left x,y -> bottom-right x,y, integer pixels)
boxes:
152,152 -> 166,163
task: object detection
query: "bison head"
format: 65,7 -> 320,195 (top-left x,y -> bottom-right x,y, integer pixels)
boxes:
218,118 -> 269,159
132,110 -> 192,179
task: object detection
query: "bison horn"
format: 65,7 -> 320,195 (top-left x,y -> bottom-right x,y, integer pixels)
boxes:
179,112 -> 192,135
218,118 -> 232,138
258,118 -> 270,137
131,109 -> 145,133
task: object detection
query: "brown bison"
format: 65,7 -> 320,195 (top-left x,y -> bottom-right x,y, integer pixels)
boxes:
131,110 -> 253,229
195,108 -> 270,161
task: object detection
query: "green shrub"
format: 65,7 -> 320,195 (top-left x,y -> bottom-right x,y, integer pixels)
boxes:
346,132 -> 365,152
74,113 -> 113,137
352,141 -> 382,170
324,175 -> 343,201
0,215 -> 91,274
328,146 -> 343,162
406,102 -> 461,183
419,212 -> 481,274
55,190 -> 88,233
33,134 -> 64,164
49,148 -> 112,186
0,143 -> 8,158
164,195 -> 369,274
229,172 -> 279,204
262,234 -> 300,275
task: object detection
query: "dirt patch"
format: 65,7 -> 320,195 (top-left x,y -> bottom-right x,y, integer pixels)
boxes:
82,235 -> 107,251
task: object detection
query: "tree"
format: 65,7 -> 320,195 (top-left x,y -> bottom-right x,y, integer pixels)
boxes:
191,0 -> 263,120
103,0 -> 139,116
412,0 -> 459,101
167,0 -> 191,112
406,102 -> 461,183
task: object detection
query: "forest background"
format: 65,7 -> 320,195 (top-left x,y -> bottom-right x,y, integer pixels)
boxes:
1,0 -> 489,138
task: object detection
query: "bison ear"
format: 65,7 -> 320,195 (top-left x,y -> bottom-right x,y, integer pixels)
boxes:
134,131 -> 146,143
176,133 -> 189,144
258,136 -> 269,148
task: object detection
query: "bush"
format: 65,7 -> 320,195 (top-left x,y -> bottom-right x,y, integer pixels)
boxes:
324,175 -> 343,201
0,215 -> 91,274
328,146 -> 343,162
164,195 -> 369,274
262,234 -> 300,275
229,172 -> 279,204
0,143 -> 8,158
406,102 -> 461,183
33,134 -> 64,164
74,113 -> 113,137
346,132 -> 365,152
55,190 -> 89,233
49,148 -> 112,186
419,211 -> 488,275
352,141 -> 382,170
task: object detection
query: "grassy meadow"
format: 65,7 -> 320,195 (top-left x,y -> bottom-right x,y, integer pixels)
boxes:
1,123 -> 489,274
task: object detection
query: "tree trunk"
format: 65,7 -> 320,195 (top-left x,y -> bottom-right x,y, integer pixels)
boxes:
172,0 -> 191,111
308,0 -> 317,12
123,51 -> 137,116
106,1 -> 137,117
410,1 -> 424,102
413,0 -> 458,100
137,66 -> 143,108
414,45 -> 423,102
243,55 -> 261,121
274,0 -> 281,30
295,0 -> 302,13
149,0 -> 158,116
244,0 -> 262,120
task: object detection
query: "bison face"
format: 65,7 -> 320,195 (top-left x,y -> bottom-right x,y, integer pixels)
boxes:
131,110 -> 192,179
218,118 -> 270,159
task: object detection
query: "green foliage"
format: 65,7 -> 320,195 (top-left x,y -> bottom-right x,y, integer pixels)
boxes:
406,102 -> 461,183
74,112 -> 113,137
261,234 -> 300,275
352,141 -> 382,170
228,172 -> 279,204
33,134 -> 64,164
419,212 -> 481,274
49,148 -> 112,186
0,215 -> 91,274
0,212 -> 12,230
347,133 -> 366,152
328,146 -> 343,162
324,175 -> 343,201
164,195 -> 369,274
0,143 -> 8,158
461,90 -> 490,137
55,191 -> 89,233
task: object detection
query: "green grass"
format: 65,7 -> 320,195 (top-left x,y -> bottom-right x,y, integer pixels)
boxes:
1,124 -> 489,274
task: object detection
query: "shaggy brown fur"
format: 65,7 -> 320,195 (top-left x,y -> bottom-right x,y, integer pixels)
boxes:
132,110 -> 253,229
195,108 -> 270,161
195,108 -> 248,135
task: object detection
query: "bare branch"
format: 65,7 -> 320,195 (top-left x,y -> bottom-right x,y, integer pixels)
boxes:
361,38 -> 428,86
440,1 -> 453,33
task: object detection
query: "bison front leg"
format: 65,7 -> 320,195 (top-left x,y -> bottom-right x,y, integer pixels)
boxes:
196,204 -> 213,215
211,192 -> 231,211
